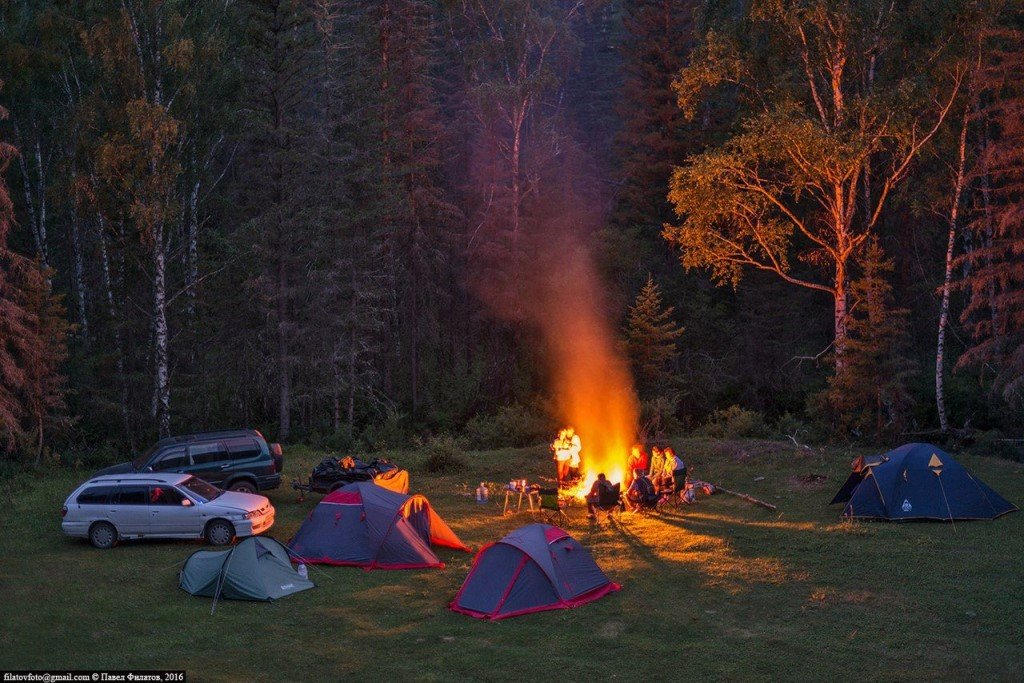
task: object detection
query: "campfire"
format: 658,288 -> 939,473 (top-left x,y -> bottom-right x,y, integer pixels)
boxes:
552,427 -> 630,500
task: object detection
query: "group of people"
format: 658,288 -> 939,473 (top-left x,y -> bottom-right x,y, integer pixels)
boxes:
583,443 -> 688,518
552,427 -> 583,483
624,444 -> 687,511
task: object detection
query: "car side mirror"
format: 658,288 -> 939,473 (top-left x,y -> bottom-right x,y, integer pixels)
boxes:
144,466 -> 154,472
181,498 -> 192,507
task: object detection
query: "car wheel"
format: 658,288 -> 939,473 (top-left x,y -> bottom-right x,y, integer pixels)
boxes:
89,521 -> 118,549
205,519 -> 235,546
228,481 -> 257,494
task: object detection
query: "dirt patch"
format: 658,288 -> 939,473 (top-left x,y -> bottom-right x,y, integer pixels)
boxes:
787,473 -> 830,490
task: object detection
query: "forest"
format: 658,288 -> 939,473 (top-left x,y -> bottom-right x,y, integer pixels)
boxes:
1,0 -> 1023,464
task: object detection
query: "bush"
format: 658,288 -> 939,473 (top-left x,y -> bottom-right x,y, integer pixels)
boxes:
639,395 -> 683,440
422,435 -> 468,473
358,410 -> 410,451
967,430 -> 1024,462
462,403 -> 550,449
697,405 -> 769,439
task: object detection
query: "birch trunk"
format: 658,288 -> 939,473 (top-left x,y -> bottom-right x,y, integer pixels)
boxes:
186,176 -> 200,328
97,213 -> 134,448
70,212 -> 89,343
936,105 -> 970,433
153,232 -> 171,437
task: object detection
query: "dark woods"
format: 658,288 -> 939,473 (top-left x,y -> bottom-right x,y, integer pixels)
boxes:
1,0 -> 1023,462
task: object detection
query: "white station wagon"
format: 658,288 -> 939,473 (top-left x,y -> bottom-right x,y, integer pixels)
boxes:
61,472 -> 275,549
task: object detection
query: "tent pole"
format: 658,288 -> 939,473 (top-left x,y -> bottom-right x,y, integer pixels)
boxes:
936,475 -> 957,533
211,546 -> 236,615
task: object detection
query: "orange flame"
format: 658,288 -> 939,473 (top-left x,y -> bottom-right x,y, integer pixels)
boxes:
536,247 -> 639,498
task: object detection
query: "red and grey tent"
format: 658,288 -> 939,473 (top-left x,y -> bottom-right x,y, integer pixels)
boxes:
288,481 -> 470,569
450,523 -> 620,620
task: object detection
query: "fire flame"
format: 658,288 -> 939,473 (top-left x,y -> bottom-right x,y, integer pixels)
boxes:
536,247 -> 639,499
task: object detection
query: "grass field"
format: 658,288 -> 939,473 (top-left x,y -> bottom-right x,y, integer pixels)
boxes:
1,438 -> 1022,682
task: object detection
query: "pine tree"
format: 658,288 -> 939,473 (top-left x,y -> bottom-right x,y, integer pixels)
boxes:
624,275 -> 684,396
822,241 -> 913,440
612,0 -> 696,235
957,8 -> 1024,400
0,93 -> 68,463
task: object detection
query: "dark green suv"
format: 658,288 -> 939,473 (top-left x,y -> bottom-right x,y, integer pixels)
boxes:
92,429 -> 283,493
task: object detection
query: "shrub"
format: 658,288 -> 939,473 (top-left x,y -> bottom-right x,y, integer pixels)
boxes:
358,410 -> 410,451
697,405 -> 769,439
462,403 -> 550,449
968,430 -> 1024,462
422,435 -> 468,473
639,395 -> 683,440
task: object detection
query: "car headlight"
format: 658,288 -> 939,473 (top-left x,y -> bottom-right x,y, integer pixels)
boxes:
243,510 -> 259,520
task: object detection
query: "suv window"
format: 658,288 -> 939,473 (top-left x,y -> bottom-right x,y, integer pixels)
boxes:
77,486 -> 114,505
189,442 -> 227,465
148,486 -> 184,505
152,447 -> 189,471
224,437 -> 262,461
112,486 -> 149,505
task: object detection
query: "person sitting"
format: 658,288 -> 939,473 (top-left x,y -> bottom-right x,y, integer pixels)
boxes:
625,443 -> 648,487
586,473 -> 617,519
626,474 -> 659,511
664,446 -> 687,493
649,446 -> 664,486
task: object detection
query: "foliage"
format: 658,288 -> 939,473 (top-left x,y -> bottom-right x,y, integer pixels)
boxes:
421,434 -> 468,473
638,394 -> 684,440
696,404 -> 769,439
462,403 -> 551,449
665,0 -> 970,357
956,7 -> 1024,401
0,92 -> 68,464
624,276 -> 684,397
358,410 -> 411,452
814,241 -> 915,440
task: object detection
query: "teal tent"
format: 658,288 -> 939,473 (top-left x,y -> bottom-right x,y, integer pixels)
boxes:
180,536 -> 314,606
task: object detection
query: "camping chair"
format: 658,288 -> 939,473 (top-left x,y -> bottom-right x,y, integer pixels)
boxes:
590,483 -> 623,523
626,477 -> 662,515
538,488 -> 571,526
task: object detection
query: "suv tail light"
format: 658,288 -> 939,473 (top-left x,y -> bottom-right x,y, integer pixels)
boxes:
269,458 -> 277,474
61,505 -> 67,518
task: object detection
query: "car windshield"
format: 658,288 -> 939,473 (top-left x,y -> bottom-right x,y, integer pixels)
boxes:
131,443 -> 160,470
179,476 -> 223,502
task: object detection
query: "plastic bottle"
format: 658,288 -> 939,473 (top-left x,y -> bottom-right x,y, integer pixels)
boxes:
297,563 -> 308,579
476,482 -> 489,504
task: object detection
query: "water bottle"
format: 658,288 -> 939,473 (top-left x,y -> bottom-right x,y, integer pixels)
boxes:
476,482 -> 489,504
297,563 -> 308,579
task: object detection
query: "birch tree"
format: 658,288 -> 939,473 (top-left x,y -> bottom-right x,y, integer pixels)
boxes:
665,0 -> 965,367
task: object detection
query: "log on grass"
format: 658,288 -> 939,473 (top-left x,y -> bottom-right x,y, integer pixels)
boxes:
713,485 -> 778,512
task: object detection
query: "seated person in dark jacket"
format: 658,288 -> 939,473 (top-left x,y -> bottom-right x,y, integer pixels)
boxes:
586,473 -> 617,518
626,474 -> 658,510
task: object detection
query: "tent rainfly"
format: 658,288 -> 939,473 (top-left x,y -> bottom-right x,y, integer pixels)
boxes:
831,443 -> 1017,521
450,523 -> 620,620
288,481 -> 470,569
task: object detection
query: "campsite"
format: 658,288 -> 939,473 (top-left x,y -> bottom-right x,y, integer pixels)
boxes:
1,438 -> 1022,680
4,1 -> 1024,680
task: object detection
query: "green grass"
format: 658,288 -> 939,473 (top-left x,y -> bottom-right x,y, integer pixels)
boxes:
1,439 -> 1022,681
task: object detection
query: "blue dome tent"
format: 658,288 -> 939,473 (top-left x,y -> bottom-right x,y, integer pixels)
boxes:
831,443 -> 1017,521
